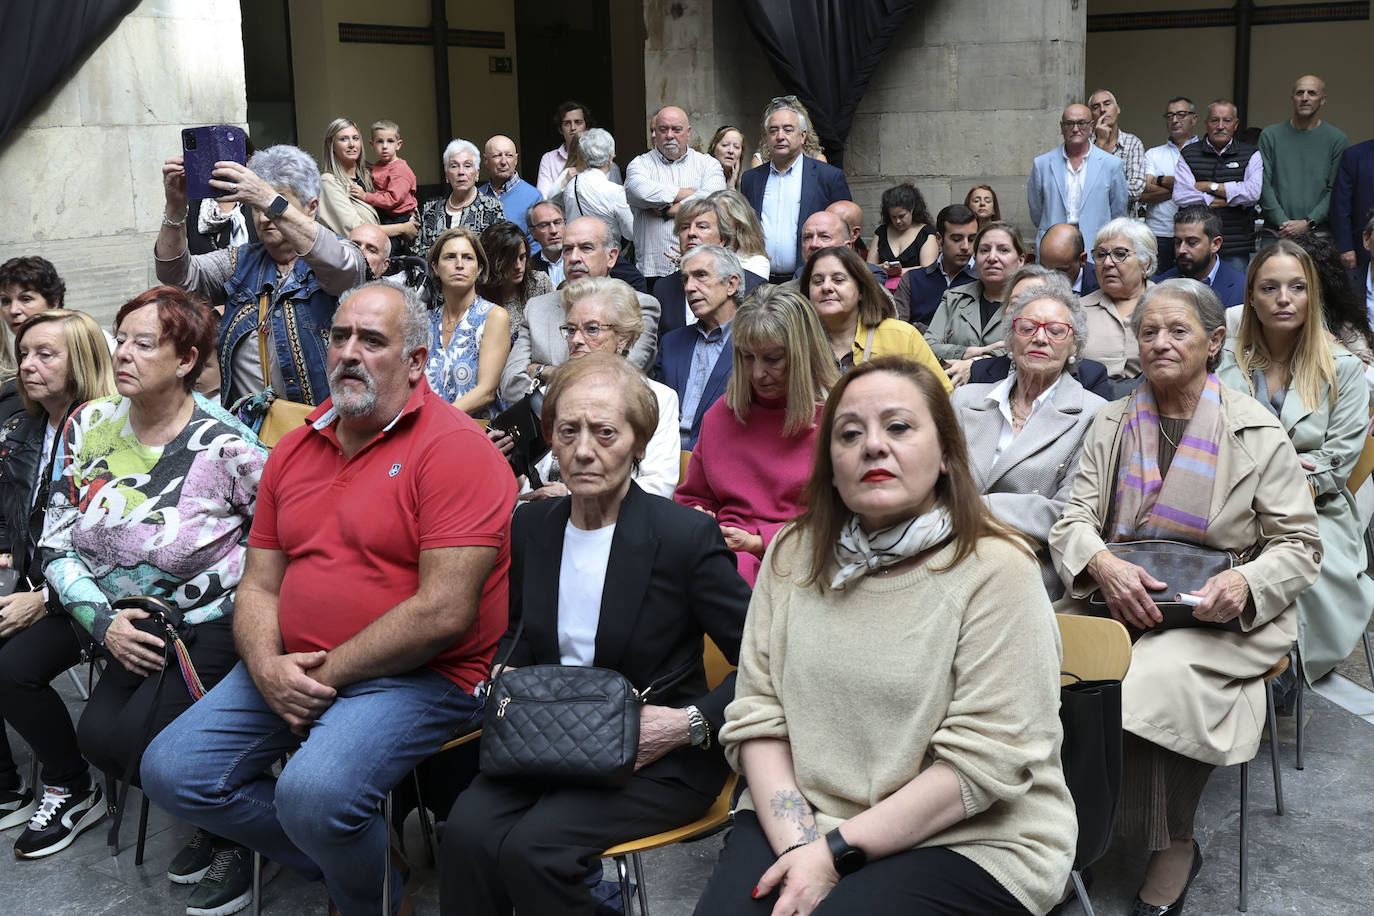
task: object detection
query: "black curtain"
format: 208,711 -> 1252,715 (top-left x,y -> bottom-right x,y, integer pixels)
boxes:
740,0 -> 918,167
0,0 -> 139,147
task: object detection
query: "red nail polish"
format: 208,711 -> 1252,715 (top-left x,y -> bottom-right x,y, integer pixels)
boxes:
750,886 -> 760,899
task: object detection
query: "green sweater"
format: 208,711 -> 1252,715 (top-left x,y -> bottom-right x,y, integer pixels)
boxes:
720,530 -> 1077,915
1258,120 -> 1347,228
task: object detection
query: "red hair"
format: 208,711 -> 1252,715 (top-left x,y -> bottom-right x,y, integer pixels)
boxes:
114,285 -> 217,390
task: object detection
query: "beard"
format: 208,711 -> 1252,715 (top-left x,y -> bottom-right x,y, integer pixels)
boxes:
1174,251 -> 1206,280
328,360 -> 377,417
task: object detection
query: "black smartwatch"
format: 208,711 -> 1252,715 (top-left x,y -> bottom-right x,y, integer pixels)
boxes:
825,827 -> 866,876
266,194 -> 290,219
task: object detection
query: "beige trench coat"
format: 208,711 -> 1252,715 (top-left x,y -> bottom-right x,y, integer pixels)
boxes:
1048,385 -> 1321,765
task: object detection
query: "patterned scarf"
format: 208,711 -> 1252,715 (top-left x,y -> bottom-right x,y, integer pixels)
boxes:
831,507 -> 954,589
1111,375 -> 1223,543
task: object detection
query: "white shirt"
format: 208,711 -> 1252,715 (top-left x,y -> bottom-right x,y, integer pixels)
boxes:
561,168 -> 634,243
761,156 -> 806,274
1062,148 -> 1087,224
987,372 -> 1061,466
624,148 -> 726,277
557,520 -> 616,666
1143,137 -> 1196,236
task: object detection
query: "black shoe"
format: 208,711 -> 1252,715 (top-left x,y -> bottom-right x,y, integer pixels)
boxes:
185,844 -> 274,916
168,827 -> 216,884
13,780 -> 105,859
1130,840 -> 1203,915
0,779 -> 36,832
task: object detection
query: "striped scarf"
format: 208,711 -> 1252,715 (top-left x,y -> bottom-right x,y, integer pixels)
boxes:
1111,375 -> 1222,543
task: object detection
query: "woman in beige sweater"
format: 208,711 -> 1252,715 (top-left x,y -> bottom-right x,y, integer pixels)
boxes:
695,358 -> 1077,916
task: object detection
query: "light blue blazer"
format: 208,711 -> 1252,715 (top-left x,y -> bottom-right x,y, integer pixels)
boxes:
1027,145 -> 1129,249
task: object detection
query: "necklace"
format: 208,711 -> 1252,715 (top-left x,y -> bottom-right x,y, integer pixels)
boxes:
1159,422 -> 1181,449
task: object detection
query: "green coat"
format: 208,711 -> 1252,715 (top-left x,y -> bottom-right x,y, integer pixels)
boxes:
922,281 -> 1004,361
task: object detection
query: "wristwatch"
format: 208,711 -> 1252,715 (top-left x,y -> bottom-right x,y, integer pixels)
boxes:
826,827 -> 866,876
266,194 -> 290,218
1209,182 -> 1220,194
685,705 -> 710,749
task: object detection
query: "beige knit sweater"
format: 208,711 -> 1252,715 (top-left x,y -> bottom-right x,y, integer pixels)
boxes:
720,529 -> 1078,915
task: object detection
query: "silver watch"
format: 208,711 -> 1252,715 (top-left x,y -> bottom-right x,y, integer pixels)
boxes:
685,705 -> 709,748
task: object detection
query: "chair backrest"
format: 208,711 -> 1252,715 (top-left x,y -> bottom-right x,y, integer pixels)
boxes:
1347,409 -> 1374,494
703,636 -> 733,689
1056,614 -> 1131,684
679,450 -> 691,486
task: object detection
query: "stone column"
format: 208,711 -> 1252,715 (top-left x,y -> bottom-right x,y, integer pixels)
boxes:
0,0 -> 246,327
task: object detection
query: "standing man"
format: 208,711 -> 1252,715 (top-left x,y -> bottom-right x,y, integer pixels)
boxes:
1332,138 -> 1374,275
624,106 -> 726,288
1027,103 -> 1129,250
658,245 -> 743,449
479,135 -> 542,242
141,282 -> 516,916
1142,97 -> 1198,273
1156,205 -> 1247,308
894,204 -> 979,327
1259,75 -> 1348,240
1173,99 -> 1262,274
740,96 -> 852,284
1089,89 -> 1147,213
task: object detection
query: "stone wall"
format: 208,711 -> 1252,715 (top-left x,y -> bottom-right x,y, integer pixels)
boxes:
0,0 -> 246,328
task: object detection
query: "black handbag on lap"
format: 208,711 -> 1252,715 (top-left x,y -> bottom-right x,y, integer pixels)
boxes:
1088,539 -> 1244,632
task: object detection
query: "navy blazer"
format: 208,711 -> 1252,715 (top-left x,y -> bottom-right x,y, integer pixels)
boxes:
652,269 -> 766,340
901,262 -> 976,326
969,356 -> 1115,401
741,156 -> 853,270
1156,260 -> 1246,307
1351,266 -> 1371,301
658,325 -> 733,449
1332,139 -> 1374,271
1075,267 -> 1100,297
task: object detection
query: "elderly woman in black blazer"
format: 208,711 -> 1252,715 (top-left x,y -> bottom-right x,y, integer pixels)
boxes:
440,352 -> 751,916
952,276 -> 1106,598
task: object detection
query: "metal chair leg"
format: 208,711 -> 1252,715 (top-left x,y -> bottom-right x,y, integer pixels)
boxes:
615,855 -> 635,915
252,850 -> 263,916
632,851 -> 650,916
1265,680 -> 1284,815
411,769 -> 437,866
381,791 -> 393,916
104,774 -> 119,857
1293,646 -> 1305,771
1364,629 -> 1374,688
1072,868 -> 1096,916
1239,759 -> 1249,912
66,666 -> 90,701
134,792 -> 150,865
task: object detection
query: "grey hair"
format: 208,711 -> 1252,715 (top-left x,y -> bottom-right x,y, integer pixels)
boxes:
762,97 -> 809,133
1006,263 -> 1063,295
559,277 -> 644,350
526,198 -> 563,226
337,281 -> 429,359
1094,217 -> 1158,277
681,244 -> 746,304
1131,278 -> 1227,371
568,215 -> 617,253
578,128 -> 616,168
248,145 -> 321,204
442,138 -> 480,171
1004,280 -> 1088,357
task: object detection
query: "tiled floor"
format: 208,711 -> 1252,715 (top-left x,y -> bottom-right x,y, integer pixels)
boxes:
4,631 -> 1374,916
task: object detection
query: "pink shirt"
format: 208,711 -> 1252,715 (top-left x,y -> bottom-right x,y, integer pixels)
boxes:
365,158 -> 419,216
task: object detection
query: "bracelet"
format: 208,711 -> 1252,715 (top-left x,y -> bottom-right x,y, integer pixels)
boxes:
162,212 -> 188,228
778,841 -> 809,858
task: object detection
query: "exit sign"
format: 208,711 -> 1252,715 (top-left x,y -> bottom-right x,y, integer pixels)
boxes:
489,56 -> 513,74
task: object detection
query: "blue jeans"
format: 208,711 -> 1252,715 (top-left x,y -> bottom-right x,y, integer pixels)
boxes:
141,661 -> 479,916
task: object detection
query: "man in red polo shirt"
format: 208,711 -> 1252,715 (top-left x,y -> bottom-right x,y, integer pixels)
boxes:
143,281 -> 515,916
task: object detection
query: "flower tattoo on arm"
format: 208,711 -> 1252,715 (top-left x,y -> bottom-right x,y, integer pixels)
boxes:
770,789 -> 820,842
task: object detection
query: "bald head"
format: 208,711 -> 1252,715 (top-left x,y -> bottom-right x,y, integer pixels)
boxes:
349,224 -> 391,280
827,200 -> 865,247
1036,223 -> 1087,283
483,134 -> 518,183
1291,75 -> 1326,122
801,210 -> 852,262
1060,104 -> 1093,149
651,106 -> 690,161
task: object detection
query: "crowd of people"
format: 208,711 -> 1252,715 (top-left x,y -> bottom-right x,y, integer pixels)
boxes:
0,72 -> 1371,916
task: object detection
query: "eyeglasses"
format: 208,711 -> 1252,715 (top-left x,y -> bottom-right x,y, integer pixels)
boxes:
1163,111 -> 1195,120
558,322 -> 610,341
1061,120 -> 1092,131
532,218 -> 564,232
1011,318 -> 1073,341
1092,247 -> 1134,265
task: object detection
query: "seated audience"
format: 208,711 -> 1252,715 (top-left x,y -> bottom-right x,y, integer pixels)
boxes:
866,183 -> 938,280
1219,241 -> 1374,683
143,282 -> 515,916
1050,279 -> 1321,915
416,139 -> 506,258
658,245 -> 744,449
923,221 -> 1028,386
0,310 -> 115,858
0,256 -> 69,422
154,144 -> 367,406
1288,230 -> 1374,390
696,358 -> 1076,916
709,125 -> 747,190
713,189 -> 772,278
499,217 -> 660,404
893,204 -> 979,327
804,246 -> 948,385
654,194 -> 766,339
1079,217 -> 1157,396
425,227 -> 510,417
953,278 -> 1106,598
477,220 -> 554,344
558,128 -> 633,245
675,284 -> 837,585
441,352 -> 750,916
1035,222 -> 1100,297
964,183 -> 1001,230
527,199 -> 566,285
44,289 -> 265,914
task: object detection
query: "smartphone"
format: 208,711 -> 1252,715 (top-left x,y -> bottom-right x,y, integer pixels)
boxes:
884,261 -> 902,278
182,125 -> 247,200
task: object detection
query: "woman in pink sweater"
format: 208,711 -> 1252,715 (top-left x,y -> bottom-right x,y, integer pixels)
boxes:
676,286 -> 839,585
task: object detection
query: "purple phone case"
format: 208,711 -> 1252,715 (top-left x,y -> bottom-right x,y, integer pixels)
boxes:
182,125 -> 247,200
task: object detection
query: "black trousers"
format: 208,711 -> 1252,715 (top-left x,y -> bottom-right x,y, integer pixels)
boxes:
77,617 -> 239,787
440,768 -> 716,916
693,811 -> 1032,916
0,614 -> 91,789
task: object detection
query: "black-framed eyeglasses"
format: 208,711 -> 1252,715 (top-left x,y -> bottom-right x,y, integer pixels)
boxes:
1011,318 -> 1074,340
1163,111 -> 1195,120
1061,120 -> 1092,131
1092,247 -> 1134,265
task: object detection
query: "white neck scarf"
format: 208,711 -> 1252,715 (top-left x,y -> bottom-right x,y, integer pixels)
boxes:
830,507 -> 954,589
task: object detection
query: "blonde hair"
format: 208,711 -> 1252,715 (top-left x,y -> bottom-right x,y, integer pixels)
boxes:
725,285 -> 838,435
1234,239 -> 1338,410
14,309 -> 116,416
371,119 -> 401,138
322,117 -> 373,193
710,190 -> 767,259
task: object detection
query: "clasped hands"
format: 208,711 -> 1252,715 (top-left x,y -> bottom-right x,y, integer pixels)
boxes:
249,651 -> 338,737
1089,549 -> 1249,631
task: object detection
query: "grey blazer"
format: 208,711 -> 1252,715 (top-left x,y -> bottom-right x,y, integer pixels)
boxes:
952,372 -> 1106,597
498,288 -> 662,404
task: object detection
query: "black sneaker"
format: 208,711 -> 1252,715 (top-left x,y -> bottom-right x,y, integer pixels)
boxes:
168,827 -> 216,884
0,780 -> 36,832
186,844 -> 273,916
13,781 -> 105,858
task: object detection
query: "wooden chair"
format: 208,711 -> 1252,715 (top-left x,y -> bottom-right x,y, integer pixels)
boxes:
678,450 -> 691,486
